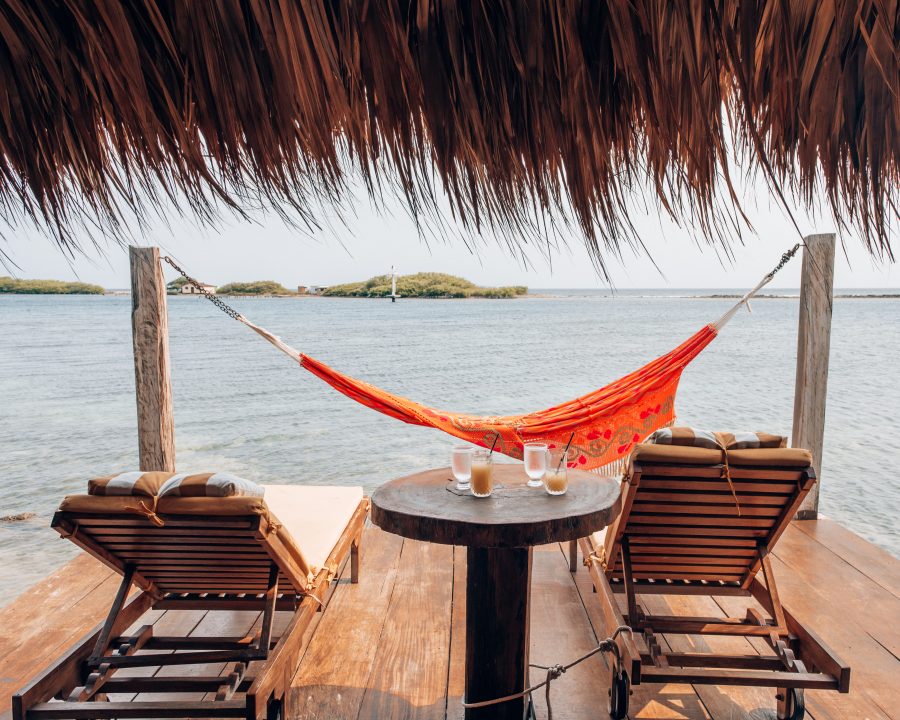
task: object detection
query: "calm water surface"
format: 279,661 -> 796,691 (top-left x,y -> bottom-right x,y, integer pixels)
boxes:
1,291 -> 898,604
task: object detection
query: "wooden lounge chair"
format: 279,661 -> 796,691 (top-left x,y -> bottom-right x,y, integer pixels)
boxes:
12,485 -> 368,720
580,444 -> 850,720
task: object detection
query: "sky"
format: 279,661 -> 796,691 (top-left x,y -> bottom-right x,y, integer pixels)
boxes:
2,174 -> 896,291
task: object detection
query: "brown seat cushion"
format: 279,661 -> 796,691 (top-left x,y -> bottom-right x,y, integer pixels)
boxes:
631,443 -> 812,467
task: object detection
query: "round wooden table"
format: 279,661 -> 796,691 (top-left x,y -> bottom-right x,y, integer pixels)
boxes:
371,465 -> 621,720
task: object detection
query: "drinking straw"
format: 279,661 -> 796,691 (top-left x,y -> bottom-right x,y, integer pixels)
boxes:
488,432 -> 500,457
556,432 -> 576,473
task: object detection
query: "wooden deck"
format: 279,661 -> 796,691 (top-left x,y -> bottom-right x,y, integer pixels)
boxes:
1,518 -> 898,719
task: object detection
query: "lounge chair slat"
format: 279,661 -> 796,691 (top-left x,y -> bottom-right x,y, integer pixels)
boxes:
627,524 -> 769,535
57,517 -> 257,528
609,572 -> 744,582
628,515 -> 774,527
640,667 -> 839,689
636,491 -> 792,504
615,558 -> 752,570
629,546 -> 757,557
640,652 -> 786,671
639,466 -> 806,480
640,479 -> 798,493
95,676 -> 244,693
26,700 -> 248,718
632,503 -> 784,516
628,535 -> 758,547
85,528 -> 256,537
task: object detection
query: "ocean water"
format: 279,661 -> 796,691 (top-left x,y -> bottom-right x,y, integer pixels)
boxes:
1,291 -> 897,605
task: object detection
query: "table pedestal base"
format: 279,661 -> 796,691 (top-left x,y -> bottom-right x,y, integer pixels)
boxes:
465,546 -> 532,720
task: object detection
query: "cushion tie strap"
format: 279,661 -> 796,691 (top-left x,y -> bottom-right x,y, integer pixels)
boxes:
124,499 -> 165,527
713,435 -> 741,516
261,511 -> 281,536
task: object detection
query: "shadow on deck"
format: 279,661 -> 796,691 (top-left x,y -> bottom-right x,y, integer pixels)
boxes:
1,518 -> 897,719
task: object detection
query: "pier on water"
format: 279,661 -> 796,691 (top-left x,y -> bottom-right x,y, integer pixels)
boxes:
2,236 -> 899,719
1,519 -> 898,719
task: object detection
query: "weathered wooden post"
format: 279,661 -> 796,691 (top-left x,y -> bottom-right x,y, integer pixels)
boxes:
130,246 -> 176,471
792,234 -> 835,519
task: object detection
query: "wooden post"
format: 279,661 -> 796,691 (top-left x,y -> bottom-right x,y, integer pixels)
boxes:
792,234 -> 835,519
465,546 -> 532,720
130,246 -> 176,472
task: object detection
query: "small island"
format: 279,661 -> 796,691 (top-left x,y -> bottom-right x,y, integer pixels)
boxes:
323,273 -> 527,299
215,280 -> 295,296
0,276 -> 104,294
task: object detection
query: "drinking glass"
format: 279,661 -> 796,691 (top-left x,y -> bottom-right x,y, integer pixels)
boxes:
451,446 -> 474,491
470,449 -> 494,497
544,447 -> 575,495
523,442 -> 548,488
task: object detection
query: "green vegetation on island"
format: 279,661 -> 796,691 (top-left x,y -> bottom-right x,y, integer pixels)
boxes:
0,276 -> 104,294
323,273 -> 527,299
215,280 -> 295,295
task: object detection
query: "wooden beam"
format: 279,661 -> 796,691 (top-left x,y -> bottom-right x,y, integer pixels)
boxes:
792,233 -> 834,519
129,246 -> 176,472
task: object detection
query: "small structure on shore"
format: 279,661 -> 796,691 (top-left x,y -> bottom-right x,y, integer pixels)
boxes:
180,282 -> 216,295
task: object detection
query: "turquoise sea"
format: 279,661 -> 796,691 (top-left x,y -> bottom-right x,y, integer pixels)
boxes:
1,290 -> 898,605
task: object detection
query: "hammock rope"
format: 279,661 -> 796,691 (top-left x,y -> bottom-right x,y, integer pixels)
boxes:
162,244 -> 800,471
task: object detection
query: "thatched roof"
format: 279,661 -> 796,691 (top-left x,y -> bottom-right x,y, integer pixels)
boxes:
0,1 -> 896,269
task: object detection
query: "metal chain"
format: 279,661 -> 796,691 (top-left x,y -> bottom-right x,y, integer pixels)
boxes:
766,243 -> 802,281
161,256 -> 242,321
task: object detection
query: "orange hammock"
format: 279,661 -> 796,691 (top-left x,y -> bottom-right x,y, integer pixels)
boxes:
244,320 -> 718,471
169,245 -> 798,472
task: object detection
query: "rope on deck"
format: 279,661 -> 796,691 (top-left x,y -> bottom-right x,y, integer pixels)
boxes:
461,625 -> 633,720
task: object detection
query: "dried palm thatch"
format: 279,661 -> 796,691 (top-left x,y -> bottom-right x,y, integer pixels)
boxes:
0,1 -> 896,270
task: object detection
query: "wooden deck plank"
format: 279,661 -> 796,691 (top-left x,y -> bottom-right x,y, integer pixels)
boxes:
445,547 -> 466,720
711,595 -> 892,720
291,528 -> 405,720
0,555 -> 126,709
792,518 -> 900,599
764,553 -> 899,719
527,544 -> 609,718
773,523 -> 900,658
355,539 -> 454,719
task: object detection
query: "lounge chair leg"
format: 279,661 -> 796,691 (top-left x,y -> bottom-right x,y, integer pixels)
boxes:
351,535 -> 360,584
776,687 -> 789,719
89,565 -> 135,665
257,564 -> 279,656
621,538 -> 639,627
568,539 -> 578,572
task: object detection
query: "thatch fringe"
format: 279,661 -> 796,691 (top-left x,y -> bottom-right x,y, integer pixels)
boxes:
0,1 -> 896,269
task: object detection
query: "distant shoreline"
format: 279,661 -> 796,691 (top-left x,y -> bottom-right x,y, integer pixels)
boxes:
3,289 -> 896,299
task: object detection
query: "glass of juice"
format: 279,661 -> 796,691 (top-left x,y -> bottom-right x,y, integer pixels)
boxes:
544,447 -> 573,495
470,449 -> 494,497
451,446 -> 474,491
523,442 -> 548,488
